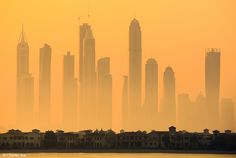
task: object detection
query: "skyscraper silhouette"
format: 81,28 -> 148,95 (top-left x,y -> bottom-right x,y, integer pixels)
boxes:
79,23 -> 91,86
163,66 -> 176,127
129,18 -> 142,129
97,57 -> 112,129
79,25 -> 97,130
144,58 -> 158,130
16,26 -> 34,130
63,52 -> 78,131
205,48 -> 220,130
122,75 -> 129,130
144,58 -> 158,112
39,43 -> 51,129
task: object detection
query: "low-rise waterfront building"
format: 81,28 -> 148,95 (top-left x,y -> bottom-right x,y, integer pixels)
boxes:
0,127 -> 235,150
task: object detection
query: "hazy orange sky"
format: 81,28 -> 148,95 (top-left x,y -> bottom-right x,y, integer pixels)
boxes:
0,0 -> 236,131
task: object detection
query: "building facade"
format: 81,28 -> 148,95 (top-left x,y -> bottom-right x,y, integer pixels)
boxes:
205,48 -> 221,130
16,26 -> 34,130
39,43 -> 51,129
162,67 -> 176,127
97,57 -> 112,130
63,52 -> 78,131
129,18 -> 142,130
144,58 -> 158,130
79,25 -> 97,130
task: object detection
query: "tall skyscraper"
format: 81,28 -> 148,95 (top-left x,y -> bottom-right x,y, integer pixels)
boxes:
79,23 -> 91,85
122,75 -> 129,130
205,48 -> 221,130
163,66 -> 176,127
16,26 -> 34,130
144,58 -> 158,112
220,98 -> 234,131
79,25 -> 97,130
129,18 -> 142,129
97,57 -> 112,129
63,52 -> 78,131
144,58 -> 158,130
17,27 -> 29,78
39,43 -> 51,129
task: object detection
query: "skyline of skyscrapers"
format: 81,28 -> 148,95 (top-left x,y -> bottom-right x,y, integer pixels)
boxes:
14,19 -> 235,132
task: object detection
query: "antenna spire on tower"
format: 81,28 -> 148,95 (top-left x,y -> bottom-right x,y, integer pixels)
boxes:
88,0 -> 91,24
78,16 -> 81,25
19,24 -> 26,43
22,24 -> 24,33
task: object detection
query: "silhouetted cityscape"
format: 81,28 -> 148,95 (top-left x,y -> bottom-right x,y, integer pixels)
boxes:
15,19 -> 235,133
0,127 -> 236,150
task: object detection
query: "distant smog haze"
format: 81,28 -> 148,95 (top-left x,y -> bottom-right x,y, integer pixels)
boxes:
0,0 -> 235,132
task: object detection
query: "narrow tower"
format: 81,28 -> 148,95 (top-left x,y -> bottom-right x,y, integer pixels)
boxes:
163,66 -> 176,127
63,52 -> 78,131
144,58 -> 158,130
16,26 -> 34,130
129,18 -> 142,129
39,43 -> 52,129
97,57 -> 112,130
205,48 -> 221,130
79,26 -> 97,130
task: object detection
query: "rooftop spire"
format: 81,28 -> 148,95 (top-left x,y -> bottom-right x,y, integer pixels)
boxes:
87,0 -> 91,24
22,24 -> 24,33
19,24 -> 27,44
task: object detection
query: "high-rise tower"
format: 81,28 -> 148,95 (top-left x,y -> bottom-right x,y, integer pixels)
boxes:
63,52 -> 78,131
205,48 -> 221,130
163,66 -> 176,127
79,23 -> 91,85
129,18 -> 142,129
144,58 -> 158,130
16,26 -> 34,130
39,43 -> 51,129
79,25 -> 97,130
97,57 -> 112,129
144,58 -> 158,112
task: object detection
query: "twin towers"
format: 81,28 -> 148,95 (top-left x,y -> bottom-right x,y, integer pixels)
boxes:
16,19 -> 176,131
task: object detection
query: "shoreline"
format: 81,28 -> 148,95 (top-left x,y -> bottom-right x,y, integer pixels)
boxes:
0,149 -> 236,154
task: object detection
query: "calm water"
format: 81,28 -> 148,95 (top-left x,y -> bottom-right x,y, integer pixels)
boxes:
0,153 -> 235,158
